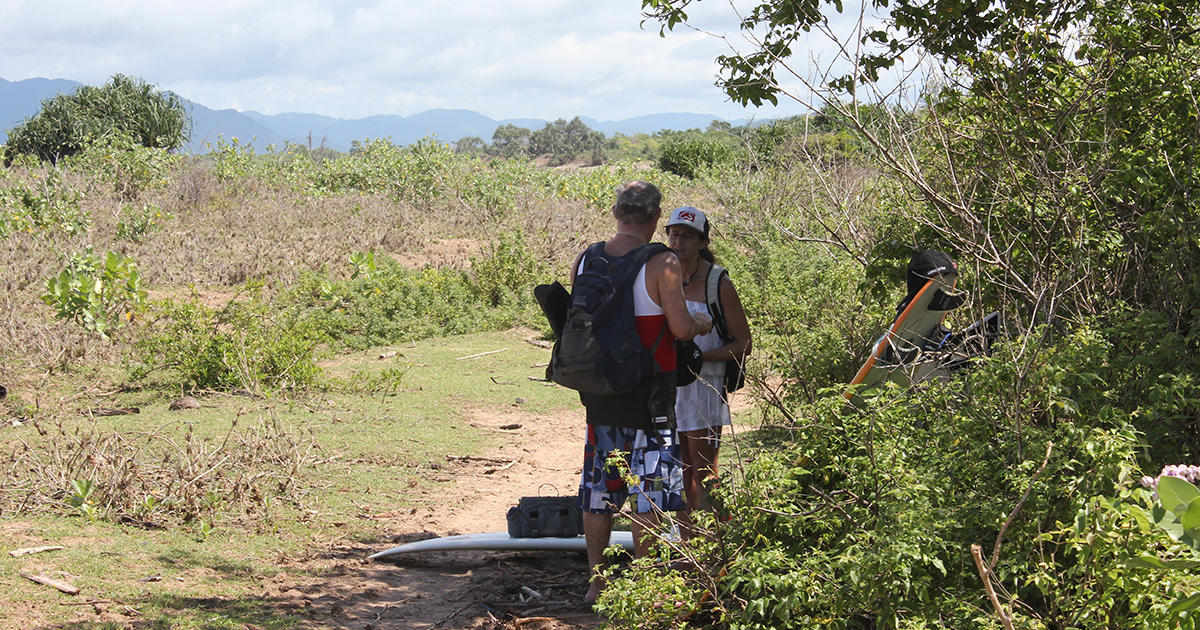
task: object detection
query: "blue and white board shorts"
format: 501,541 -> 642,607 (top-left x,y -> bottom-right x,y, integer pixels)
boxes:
579,424 -> 686,514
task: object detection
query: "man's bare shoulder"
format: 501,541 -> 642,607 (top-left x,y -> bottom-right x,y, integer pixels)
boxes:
644,248 -> 680,275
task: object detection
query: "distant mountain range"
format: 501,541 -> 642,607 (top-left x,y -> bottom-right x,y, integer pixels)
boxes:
0,77 -> 748,153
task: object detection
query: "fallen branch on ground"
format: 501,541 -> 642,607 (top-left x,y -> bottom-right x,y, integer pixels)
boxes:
9,546 -> 64,557
22,572 -> 79,594
455,348 -> 508,361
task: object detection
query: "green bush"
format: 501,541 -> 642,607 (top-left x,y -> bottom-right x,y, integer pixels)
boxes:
4,74 -> 189,164
65,132 -> 181,199
131,288 -> 321,392
716,233 -> 890,407
657,135 -> 737,179
0,169 -> 90,238
282,234 -> 559,351
209,136 -> 258,184
471,229 -> 547,309
289,256 -> 499,350
602,327 -> 1200,628
114,202 -> 170,243
41,248 -> 146,339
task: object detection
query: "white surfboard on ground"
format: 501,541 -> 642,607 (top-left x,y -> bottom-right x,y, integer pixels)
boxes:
369,531 -> 636,560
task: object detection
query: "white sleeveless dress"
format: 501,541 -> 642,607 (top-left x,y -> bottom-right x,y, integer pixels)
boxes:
674,299 -> 731,432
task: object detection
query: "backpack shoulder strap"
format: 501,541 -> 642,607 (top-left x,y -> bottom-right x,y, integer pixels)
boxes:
578,242 -> 667,273
632,242 -> 671,267
633,243 -> 672,364
706,264 -> 730,342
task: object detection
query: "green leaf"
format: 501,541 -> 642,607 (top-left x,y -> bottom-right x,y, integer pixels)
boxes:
1127,555 -> 1200,571
1152,504 -> 1185,541
1124,503 -> 1151,532
1169,593 -> 1200,615
1183,497 -> 1200,538
931,557 -> 946,576
1158,475 -> 1200,516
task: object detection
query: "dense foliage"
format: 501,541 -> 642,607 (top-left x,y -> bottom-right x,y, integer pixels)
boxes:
486,116 -> 606,165
620,0 -> 1200,628
3,74 -> 189,165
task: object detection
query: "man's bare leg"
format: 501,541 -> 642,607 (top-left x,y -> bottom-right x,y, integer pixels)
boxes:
583,511 -> 613,605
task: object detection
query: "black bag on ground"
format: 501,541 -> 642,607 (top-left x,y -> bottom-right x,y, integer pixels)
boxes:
506,496 -> 583,538
547,242 -> 670,396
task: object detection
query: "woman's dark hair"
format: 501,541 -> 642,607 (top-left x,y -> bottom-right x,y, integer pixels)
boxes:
613,181 -> 662,225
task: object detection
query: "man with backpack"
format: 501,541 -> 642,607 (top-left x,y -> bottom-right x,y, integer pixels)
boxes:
562,181 -> 713,605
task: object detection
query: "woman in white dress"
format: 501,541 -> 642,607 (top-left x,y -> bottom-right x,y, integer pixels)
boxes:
665,207 -> 752,521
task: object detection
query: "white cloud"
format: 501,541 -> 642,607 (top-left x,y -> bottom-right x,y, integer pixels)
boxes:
0,0 -> 901,122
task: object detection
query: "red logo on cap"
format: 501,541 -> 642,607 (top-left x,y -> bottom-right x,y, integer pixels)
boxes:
680,211 -> 696,222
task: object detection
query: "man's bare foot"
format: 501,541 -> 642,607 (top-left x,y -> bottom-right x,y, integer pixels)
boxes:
584,575 -> 606,606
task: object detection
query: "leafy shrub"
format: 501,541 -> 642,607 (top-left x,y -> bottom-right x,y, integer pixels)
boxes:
3,74 -> 189,164
132,288 -> 321,392
658,135 -> 737,179
472,230 -> 548,307
717,235 -> 889,407
590,281 -> 1200,629
290,256 -> 496,350
114,202 -> 170,243
285,236 -> 557,351
65,132 -> 181,199
209,136 -> 258,184
41,248 -> 147,339
0,169 -> 90,237
602,335 -> 1200,628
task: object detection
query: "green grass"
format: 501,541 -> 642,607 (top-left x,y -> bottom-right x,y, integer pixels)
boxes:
0,328 -> 575,629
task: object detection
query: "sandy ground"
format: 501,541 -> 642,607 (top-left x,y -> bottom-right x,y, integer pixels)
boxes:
268,394 -> 753,630
262,404 -> 607,630
10,384 -> 754,629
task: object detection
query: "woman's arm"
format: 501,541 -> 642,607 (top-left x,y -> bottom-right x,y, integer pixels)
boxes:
703,273 -> 752,363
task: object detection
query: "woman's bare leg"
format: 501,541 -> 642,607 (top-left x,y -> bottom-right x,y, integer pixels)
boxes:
678,426 -> 721,536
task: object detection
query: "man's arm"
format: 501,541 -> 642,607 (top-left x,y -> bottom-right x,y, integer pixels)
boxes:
649,251 -> 712,340
569,250 -> 585,288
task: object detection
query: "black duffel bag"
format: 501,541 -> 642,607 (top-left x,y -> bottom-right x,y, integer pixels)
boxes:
506,496 -> 583,538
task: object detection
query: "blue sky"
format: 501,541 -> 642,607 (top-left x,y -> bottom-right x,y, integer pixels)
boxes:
0,1 -> 895,122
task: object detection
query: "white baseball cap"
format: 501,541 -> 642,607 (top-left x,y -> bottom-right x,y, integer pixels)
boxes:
666,206 -> 709,237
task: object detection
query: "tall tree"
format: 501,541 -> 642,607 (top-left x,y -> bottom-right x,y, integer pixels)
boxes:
529,117 -> 606,166
488,124 -> 532,159
641,0 -> 1200,326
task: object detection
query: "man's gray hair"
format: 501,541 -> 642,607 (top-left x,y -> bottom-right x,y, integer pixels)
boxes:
612,181 -> 662,226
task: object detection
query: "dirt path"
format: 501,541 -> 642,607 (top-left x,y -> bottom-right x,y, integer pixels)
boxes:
267,404 -> 606,630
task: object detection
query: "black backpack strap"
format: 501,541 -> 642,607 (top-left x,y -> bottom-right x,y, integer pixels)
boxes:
632,242 -> 672,267
634,242 -> 672,371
